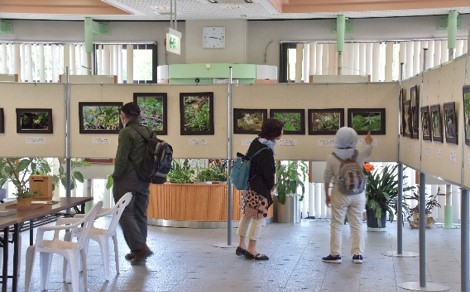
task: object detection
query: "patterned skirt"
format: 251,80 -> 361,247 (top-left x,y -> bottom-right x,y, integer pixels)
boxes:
240,189 -> 269,219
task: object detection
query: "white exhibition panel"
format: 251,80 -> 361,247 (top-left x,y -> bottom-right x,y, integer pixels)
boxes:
232,82 -> 399,162
0,83 -> 65,157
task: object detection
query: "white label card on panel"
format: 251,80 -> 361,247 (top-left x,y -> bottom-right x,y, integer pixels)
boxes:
449,151 -> 457,162
436,148 -> 442,159
423,147 -> 431,156
358,140 -> 378,147
26,137 -> 46,144
92,137 -> 111,145
242,138 -> 251,146
279,139 -> 297,146
317,139 -> 335,147
189,139 -> 207,145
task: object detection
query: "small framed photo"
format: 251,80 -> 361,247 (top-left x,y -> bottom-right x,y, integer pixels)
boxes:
420,106 -> 431,141
233,108 -> 268,134
16,108 -> 53,134
269,109 -> 305,135
403,100 -> 412,138
443,101 -> 458,144
79,102 -> 122,134
307,108 -> 344,135
0,108 -> 4,133
430,104 -> 443,142
133,93 -> 168,135
463,86 -> 470,145
180,92 -> 214,135
347,108 -> 386,135
410,85 -> 420,139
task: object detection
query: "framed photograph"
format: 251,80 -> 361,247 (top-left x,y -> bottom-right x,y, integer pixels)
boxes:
410,85 -> 420,139
180,92 -> 214,135
347,108 -> 386,135
79,102 -> 122,134
16,108 -> 53,134
269,109 -> 305,135
430,104 -> 443,142
463,86 -> 470,145
0,108 -> 4,133
233,108 -> 268,134
443,101 -> 458,144
133,93 -> 167,135
403,100 -> 412,138
307,108 -> 344,135
420,106 -> 431,141
399,88 -> 406,136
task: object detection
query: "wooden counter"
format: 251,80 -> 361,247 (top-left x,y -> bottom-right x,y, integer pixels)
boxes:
147,183 -> 273,228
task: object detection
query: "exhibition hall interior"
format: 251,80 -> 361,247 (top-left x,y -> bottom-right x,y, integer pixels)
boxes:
0,0 -> 469,291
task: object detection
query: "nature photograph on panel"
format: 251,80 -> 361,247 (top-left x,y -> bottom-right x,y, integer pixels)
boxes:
420,106 -> 431,141
443,101 -> 458,144
133,93 -> 167,135
307,108 -> 344,135
463,85 -> 470,145
403,100 -> 412,138
410,85 -> 420,139
180,92 -> 214,135
347,108 -> 386,135
0,108 -> 4,133
79,102 -> 123,134
233,108 -> 267,134
269,109 -> 305,135
16,108 -> 53,134
430,104 -> 443,142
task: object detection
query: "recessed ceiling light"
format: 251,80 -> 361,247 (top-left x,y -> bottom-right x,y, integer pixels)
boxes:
208,0 -> 218,3
245,0 -> 253,3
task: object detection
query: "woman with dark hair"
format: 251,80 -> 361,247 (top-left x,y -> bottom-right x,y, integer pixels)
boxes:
236,118 -> 283,260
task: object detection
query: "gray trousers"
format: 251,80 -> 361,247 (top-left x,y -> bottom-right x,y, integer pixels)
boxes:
113,169 -> 150,252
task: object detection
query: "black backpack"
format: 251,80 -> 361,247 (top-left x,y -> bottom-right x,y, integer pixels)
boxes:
132,126 -> 173,184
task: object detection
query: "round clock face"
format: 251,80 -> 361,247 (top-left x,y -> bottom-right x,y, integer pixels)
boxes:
202,27 -> 225,49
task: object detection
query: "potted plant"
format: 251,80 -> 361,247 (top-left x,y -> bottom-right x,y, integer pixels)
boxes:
274,160 -> 308,223
167,159 -> 195,184
405,188 -> 444,229
365,163 -> 415,229
196,160 -> 227,184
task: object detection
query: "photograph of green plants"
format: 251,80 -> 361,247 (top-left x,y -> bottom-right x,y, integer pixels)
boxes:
233,108 -> 267,134
463,85 -> 470,145
270,109 -> 305,134
443,101 -> 458,144
180,92 -> 214,135
403,100 -> 412,138
16,108 -> 53,133
133,93 -> 167,135
347,108 -> 386,135
430,104 -> 443,142
420,106 -> 431,140
410,85 -> 420,139
308,108 -> 344,135
79,102 -> 122,134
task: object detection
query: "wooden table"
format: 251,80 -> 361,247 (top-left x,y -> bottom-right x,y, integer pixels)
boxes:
0,197 -> 93,292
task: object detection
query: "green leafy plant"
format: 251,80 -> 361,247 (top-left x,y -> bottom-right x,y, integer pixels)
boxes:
405,188 -> 444,216
167,159 -> 195,184
196,160 -> 227,182
275,160 -> 308,205
366,163 -> 415,224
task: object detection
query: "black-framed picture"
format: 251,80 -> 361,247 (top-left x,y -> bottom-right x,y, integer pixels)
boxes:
180,92 -> 214,135
403,100 -> 412,138
347,108 -> 386,135
0,108 -> 4,133
79,102 -> 122,134
16,108 -> 53,134
430,104 -> 443,142
269,109 -> 305,135
463,86 -> 470,145
133,93 -> 167,135
410,85 -> 420,139
307,108 -> 344,135
443,101 -> 458,144
233,108 -> 267,134
420,106 -> 431,141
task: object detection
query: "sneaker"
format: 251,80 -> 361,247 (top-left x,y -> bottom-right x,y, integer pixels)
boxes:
322,254 -> 342,264
352,254 -> 363,264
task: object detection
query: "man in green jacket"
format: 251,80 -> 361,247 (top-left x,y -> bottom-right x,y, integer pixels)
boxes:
113,102 -> 153,265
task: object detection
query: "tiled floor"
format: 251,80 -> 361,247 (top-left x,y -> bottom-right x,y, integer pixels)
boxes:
15,218 -> 461,291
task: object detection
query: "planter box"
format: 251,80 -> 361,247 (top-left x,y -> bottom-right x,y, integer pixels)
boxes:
29,175 -> 53,200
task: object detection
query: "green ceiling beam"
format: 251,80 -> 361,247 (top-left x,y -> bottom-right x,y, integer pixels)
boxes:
332,18 -> 353,34
84,17 -> 111,53
0,20 -> 13,34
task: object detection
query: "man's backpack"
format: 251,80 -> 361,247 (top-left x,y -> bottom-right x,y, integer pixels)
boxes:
332,150 -> 366,195
230,147 -> 269,190
133,127 -> 173,184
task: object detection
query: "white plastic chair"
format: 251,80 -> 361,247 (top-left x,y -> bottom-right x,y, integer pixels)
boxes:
24,201 -> 103,292
61,192 -> 133,281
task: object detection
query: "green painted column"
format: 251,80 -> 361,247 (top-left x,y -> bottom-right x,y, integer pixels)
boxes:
447,10 -> 458,60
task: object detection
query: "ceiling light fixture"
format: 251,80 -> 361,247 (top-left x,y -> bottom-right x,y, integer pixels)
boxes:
244,0 -> 253,3
208,0 -> 218,3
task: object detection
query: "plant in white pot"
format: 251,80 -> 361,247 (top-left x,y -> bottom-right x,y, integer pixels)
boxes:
275,160 -> 308,223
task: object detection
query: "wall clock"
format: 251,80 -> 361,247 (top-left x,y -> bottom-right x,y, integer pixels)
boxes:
202,27 -> 225,49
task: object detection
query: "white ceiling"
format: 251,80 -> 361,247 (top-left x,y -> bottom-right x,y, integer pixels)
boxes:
0,0 -> 470,21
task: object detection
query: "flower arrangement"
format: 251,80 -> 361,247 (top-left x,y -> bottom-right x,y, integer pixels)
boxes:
363,162 -> 374,174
